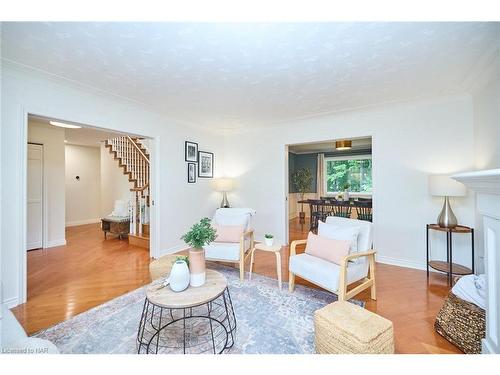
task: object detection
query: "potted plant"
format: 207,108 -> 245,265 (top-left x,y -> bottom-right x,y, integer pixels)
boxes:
169,256 -> 190,292
342,182 -> 350,201
181,217 -> 217,287
264,234 -> 274,246
292,168 -> 313,224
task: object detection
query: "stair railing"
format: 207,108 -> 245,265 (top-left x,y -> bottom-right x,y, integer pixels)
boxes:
106,136 -> 150,237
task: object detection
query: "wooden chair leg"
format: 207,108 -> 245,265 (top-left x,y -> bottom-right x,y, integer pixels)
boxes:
275,251 -> 282,290
369,255 -> 377,300
288,271 -> 295,292
249,249 -> 255,280
239,259 -> 245,281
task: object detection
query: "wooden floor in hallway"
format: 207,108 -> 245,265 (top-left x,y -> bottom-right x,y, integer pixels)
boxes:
11,223 -> 151,335
12,220 -> 461,353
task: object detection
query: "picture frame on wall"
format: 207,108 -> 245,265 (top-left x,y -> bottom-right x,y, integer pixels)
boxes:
187,163 -> 197,183
185,141 -> 198,162
198,151 -> 214,178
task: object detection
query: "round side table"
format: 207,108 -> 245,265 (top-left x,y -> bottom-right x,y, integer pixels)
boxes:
249,242 -> 282,290
137,269 -> 236,354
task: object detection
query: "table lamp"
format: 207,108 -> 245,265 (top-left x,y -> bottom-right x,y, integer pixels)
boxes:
428,174 -> 466,228
214,178 -> 233,208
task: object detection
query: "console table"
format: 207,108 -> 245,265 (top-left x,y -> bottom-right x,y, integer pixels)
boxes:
426,224 -> 474,285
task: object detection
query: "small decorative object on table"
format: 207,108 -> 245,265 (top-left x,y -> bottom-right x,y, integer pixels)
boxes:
264,234 -> 274,246
342,183 -> 350,202
169,257 -> 190,292
181,217 -> 217,287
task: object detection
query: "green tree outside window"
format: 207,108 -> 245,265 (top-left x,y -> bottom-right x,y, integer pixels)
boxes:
326,158 -> 372,193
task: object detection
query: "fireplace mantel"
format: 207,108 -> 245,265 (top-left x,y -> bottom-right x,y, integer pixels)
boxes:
452,168 -> 500,354
452,169 -> 500,195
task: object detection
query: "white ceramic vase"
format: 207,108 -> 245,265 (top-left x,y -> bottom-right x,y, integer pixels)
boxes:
343,189 -> 350,201
169,260 -> 190,292
265,237 -> 274,246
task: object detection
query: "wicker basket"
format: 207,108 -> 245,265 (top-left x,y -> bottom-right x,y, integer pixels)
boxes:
435,292 -> 485,354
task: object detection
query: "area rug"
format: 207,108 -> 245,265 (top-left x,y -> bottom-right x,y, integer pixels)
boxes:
34,263 -> 364,354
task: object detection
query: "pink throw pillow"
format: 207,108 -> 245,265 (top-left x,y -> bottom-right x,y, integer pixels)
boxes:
213,224 -> 244,243
305,232 -> 350,265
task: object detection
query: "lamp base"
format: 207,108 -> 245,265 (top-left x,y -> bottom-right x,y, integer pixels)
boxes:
437,196 -> 458,228
220,192 -> 230,208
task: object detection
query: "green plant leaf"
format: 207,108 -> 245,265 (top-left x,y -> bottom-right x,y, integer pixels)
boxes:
181,217 -> 217,249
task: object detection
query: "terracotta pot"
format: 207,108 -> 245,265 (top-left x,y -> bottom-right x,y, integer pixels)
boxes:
299,211 -> 306,224
189,248 -> 206,287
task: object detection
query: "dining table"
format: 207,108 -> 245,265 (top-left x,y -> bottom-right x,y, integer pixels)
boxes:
296,197 -> 372,229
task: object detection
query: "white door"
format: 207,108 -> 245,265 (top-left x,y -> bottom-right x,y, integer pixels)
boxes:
27,143 -> 43,250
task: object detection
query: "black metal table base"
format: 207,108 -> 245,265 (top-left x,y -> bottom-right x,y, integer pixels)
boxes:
137,287 -> 236,354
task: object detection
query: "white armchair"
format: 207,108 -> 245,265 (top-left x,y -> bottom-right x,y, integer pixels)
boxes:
288,216 -> 376,301
203,208 -> 256,280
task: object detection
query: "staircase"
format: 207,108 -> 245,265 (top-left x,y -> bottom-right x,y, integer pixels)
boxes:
105,136 -> 150,249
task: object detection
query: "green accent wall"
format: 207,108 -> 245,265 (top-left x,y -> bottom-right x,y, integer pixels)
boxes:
289,153 -> 317,193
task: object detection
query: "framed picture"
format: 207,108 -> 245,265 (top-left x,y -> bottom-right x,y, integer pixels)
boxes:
187,163 -> 196,183
185,141 -> 198,162
198,151 -> 214,178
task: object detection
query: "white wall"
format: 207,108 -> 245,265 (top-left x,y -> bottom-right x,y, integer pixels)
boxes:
1,62 -> 224,307
473,50 -> 500,170
471,48 -> 500,274
28,120 -> 66,248
0,23 -> 4,341
100,143 -> 134,217
65,144 -> 101,226
223,95 -> 476,270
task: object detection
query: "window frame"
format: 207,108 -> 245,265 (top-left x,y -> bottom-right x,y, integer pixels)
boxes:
323,154 -> 373,197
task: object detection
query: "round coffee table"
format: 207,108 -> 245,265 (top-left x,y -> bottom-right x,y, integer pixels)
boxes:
137,269 -> 236,354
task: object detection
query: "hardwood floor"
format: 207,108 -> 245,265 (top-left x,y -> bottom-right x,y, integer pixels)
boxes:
12,220 -> 461,353
11,223 -> 151,335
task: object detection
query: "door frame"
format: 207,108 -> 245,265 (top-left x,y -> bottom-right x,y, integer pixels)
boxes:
19,109 -> 161,304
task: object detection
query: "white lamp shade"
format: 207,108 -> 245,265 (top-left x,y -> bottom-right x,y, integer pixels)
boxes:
214,178 -> 233,192
429,175 -> 466,197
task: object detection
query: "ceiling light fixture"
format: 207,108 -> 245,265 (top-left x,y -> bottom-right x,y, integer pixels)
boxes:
50,121 -> 81,129
335,140 -> 352,151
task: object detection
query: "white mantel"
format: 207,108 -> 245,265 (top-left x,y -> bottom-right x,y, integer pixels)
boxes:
452,169 -> 500,354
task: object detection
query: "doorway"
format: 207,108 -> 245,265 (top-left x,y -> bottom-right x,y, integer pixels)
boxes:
287,136 -> 373,242
16,113 -> 159,334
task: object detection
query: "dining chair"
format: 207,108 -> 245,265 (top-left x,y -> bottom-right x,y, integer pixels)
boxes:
331,201 -> 352,218
355,200 -> 373,222
308,200 -> 324,232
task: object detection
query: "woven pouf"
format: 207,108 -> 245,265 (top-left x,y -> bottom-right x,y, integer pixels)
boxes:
314,301 -> 394,354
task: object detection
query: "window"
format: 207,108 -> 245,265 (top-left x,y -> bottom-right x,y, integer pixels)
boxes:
324,155 -> 372,194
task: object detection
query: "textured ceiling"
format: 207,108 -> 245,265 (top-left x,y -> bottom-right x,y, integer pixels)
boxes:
3,22 -> 499,130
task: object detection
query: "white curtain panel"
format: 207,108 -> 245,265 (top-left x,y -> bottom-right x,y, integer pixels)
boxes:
317,153 -> 325,198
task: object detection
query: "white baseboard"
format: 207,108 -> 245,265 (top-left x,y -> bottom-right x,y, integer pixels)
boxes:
158,244 -> 189,258
44,239 -> 67,248
2,297 -> 19,309
376,255 -> 427,271
65,218 -> 101,227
